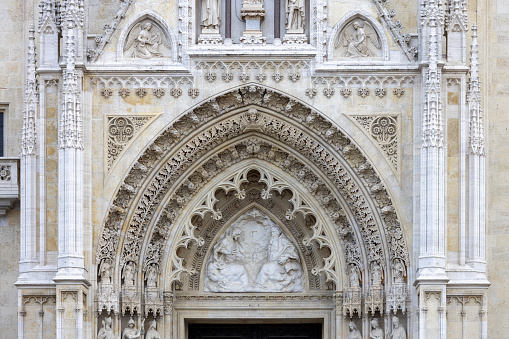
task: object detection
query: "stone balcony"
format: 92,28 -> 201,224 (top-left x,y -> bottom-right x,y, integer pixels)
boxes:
0,158 -> 19,214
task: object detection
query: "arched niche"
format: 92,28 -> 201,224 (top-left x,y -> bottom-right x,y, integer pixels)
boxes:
116,10 -> 178,63
327,11 -> 389,61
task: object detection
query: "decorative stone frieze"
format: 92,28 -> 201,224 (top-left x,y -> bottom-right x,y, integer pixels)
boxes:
196,61 -> 309,84
307,75 -> 415,99
90,76 -> 196,99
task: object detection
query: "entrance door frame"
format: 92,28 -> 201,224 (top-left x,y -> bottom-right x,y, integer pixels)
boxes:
172,292 -> 336,338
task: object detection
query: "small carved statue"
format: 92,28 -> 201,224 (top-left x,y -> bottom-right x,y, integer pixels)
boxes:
285,0 -> 305,31
98,317 -> 114,339
349,265 -> 360,287
145,320 -> 162,339
124,22 -> 170,59
369,318 -> 384,339
145,264 -> 157,287
393,260 -> 406,283
100,259 -> 112,284
123,262 -> 136,286
348,320 -> 362,339
335,20 -> 381,58
201,0 -> 220,29
122,317 -> 143,339
371,262 -> 382,286
390,316 -> 407,339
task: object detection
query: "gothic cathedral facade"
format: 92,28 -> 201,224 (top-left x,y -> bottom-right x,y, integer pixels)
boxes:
0,0 -> 505,338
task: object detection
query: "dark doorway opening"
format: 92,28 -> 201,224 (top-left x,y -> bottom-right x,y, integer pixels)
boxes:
188,323 -> 322,339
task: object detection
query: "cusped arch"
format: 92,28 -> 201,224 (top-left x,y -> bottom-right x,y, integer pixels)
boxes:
327,10 -> 389,61
95,85 -> 409,312
156,159 -> 348,292
116,10 -> 178,62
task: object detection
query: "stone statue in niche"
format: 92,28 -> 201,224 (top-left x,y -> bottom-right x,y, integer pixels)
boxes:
335,20 -> 382,58
349,264 -> 360,287
122,318 -> 143,339
393,259 -> 406,283
123,261 -> 136,286
204,208 -> 305,292
369,318 -> 384,339
124,21 -> 170,59
390,316 -> 406,339
348,321 -> 362,339
201,0 -> 220,30
99,259 -> 113,283
145,264 -> 157,287
98,317 -> 115,339
145,320 -> 162,339
285,0 -> 305,32
371,262 -> 382,286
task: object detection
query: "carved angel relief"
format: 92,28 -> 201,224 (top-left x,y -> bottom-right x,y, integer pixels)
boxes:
124,20 -> 170,59
335,20 -> 382,58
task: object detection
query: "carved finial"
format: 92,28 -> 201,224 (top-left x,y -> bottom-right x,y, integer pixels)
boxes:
445,0 -> 467,32
60,0 -> 84,29
38,0 -> 60,33
468,23 -> 484,155
21,24 -> 38,157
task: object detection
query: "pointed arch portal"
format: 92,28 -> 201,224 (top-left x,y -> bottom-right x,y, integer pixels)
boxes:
95,84 -> 410,337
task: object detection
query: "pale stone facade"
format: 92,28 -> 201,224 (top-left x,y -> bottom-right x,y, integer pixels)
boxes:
0,0 -> 507,338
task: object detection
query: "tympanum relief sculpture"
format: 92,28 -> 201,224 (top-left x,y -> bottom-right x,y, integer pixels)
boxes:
335,20 -> 382,58
204,208 -> 305,292
124,20 -> 170,59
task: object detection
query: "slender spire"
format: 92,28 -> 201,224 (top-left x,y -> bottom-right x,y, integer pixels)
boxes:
468,24 -> 485,155
445,0 -> 468,32
421,0 -> 444,148
21,25 -> 38,157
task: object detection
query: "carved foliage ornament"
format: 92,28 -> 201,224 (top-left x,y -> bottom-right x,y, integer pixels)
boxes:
97,86 -> 408,288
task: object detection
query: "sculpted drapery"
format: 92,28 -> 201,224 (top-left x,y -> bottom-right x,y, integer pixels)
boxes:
202,0 -> 220,29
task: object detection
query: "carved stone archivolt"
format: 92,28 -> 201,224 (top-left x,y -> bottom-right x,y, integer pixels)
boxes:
96,85 -> 409,315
